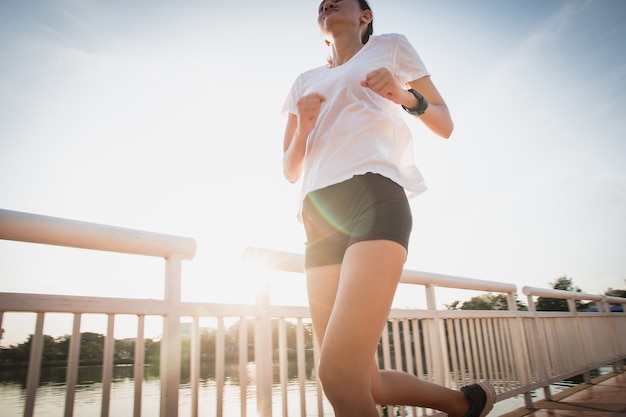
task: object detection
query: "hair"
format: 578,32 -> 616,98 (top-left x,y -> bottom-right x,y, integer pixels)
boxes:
357,0 -> 374,44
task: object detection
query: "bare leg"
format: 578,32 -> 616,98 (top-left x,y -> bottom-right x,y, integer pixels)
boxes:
306,240 -> 470,417
308,240 -> 399,416
371,369 -> 469,416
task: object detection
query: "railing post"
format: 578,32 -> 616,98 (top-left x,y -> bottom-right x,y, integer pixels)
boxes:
255,279 -> 273,417
134,316 -> 146,417
216,317 -> 226,417
24,313 -> 45,417
65,313 -> 82,417
425,283 -> 447,386
507,292 -> 533,408
161,255 -> 183,417
191,316 -> 201,417
101,314 -> 115,417
569,299 -> 592,380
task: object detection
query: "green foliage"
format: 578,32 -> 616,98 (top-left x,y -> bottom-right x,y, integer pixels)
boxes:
605,288 -> 626,299
536,276 -> 584,311
446,293 -> 527,311
414,276 -> 622,313
0,319 -> 315,366
80,332 -> 105,360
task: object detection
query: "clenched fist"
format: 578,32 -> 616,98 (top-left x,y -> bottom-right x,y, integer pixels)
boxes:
360,68 -> 407,105
297,93 -> 326,136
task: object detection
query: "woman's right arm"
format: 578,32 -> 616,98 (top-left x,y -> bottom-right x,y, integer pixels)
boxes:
282,93 -> 326,183
282,113 -> 304,183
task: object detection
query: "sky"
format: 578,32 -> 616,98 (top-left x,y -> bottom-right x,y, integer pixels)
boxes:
1,0 -> 625,346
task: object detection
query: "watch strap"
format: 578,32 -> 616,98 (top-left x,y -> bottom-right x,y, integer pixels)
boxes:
402,88 -> 429,116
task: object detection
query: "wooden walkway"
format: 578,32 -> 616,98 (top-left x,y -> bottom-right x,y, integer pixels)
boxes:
501,371 -> 626,417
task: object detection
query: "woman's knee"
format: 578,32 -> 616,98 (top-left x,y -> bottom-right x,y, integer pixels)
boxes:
318,356 -> 344,391
318,354 -> 373,402
318,357 -> 355,395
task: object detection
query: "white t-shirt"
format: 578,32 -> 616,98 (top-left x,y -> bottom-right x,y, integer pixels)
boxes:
282,33 -> 430,218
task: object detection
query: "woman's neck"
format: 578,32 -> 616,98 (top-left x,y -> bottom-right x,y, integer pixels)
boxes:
329,32 -> 365,67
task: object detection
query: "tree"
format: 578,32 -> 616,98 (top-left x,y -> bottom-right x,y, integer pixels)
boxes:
80,332 -> 105,360
446,293 -> 527,311
605,288 -> 626,299
2,334 -> 62,362
115,338 -> 135,361
42,335 -> 61,361
145,338 -> 160,363
603,287 -> 626,312
56,335 -> 70,359
536,276 -> 584,311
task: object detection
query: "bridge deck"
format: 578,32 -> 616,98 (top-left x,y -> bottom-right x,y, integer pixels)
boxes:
502,371 -> 626,417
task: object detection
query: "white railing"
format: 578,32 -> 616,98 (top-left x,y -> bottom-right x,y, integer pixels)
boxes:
519,286 -> 626,407
0,209 -> 195,417
1,209 -> 625,417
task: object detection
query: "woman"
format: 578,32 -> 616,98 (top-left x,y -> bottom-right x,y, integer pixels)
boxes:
281,1 -> 495,416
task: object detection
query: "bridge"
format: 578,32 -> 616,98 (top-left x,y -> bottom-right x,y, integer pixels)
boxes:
1,209 -> 625,417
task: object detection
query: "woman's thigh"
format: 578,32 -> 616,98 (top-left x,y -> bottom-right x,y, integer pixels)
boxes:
306,264 -> 341,347
321,239 -> 407,374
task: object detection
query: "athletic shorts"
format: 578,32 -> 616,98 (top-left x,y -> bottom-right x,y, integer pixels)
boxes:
302,173 -> 412,269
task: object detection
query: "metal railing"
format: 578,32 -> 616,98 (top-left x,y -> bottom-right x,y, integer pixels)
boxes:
0,209 -> 196,417
1,209 -> 625,417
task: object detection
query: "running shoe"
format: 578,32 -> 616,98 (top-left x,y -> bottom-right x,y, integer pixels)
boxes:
453,380 -> 496,417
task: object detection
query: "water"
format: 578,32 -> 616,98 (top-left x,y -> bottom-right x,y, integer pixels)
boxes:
0,364 -> 609,417
0,363 -> 328,417
1,365 -> 159,417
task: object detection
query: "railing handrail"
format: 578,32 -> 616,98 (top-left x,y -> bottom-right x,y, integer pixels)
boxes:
244,246 -> 517,295
523,285 -> 626,305
0,209 -> 196,260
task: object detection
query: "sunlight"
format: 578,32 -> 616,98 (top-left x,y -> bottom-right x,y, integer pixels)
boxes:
243,246 -> 311,305
241,247 -> 276,304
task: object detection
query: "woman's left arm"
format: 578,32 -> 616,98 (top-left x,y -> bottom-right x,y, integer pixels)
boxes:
362,69 -> 453,139
405,76 -> 453,139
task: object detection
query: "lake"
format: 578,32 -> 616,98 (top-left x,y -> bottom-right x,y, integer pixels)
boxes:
0,362 -> 328,417
0,363 -> 583,417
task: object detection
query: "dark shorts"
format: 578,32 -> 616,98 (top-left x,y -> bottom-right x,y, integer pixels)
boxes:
302,173 -> 413,269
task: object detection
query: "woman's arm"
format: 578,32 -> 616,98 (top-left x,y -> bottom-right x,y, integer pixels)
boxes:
405,76 -> 453,139
282,93 -> 326,183
362,69 -> 453,139
282,113 -> 304,183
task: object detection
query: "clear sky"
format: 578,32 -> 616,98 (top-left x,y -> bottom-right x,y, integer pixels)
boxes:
1,0 -> 625,345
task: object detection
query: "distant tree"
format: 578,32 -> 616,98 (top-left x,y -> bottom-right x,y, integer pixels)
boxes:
461,294 -> 498,310
446,293 -> 527,311
227,319 -> 312,348
445,300 -> 462,310
3,334 -> 62,362
4,337 -> 33,362
114,338 -> 135,361
605,288 -> 626,299
145,338 -> 160,363
604,287 -> 626,311
536,276 -> 584,311
42,335 -> 62,361
80,332 -> 105,360
56,335 -> 70,359
1,333 -> 162,365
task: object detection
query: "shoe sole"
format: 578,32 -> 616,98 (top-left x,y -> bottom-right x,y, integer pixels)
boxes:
475,380 -> 496,417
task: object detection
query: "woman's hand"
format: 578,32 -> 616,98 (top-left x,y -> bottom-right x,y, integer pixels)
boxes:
282,93 -> 326,183
296,93 -> 326,138
360,68 -> 409,106
363,68 -> 454,139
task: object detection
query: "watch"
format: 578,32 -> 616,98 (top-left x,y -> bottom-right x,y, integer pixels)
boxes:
402,89 -> 429,116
